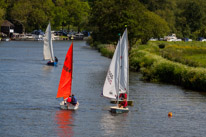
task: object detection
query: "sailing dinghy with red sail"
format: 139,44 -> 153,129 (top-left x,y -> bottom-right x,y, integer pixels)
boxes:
56,42 -> 79,110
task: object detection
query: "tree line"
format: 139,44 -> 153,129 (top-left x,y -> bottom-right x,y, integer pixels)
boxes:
0,0 -> 206,44
0,0 -> 90,33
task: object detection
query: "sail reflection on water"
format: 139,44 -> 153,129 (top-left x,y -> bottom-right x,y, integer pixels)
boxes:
54,110 -> 74,137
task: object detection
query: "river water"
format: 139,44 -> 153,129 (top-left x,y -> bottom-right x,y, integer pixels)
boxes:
0,41 -> 206,137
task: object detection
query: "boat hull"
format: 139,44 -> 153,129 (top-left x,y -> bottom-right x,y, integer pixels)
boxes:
110,99 -> 134,106
47,62 -> 57,66
110,106 -> 129,114
59,101 -> 79,110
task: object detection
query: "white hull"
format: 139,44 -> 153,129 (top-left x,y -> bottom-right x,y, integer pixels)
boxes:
60,101 -> 79,110
110,106 -> 129,114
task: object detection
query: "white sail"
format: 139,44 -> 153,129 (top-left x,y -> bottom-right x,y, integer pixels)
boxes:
103,40 -> 121,99
43,22 -> 54,62
119,28 -> 129,94
103,28 -> 129,99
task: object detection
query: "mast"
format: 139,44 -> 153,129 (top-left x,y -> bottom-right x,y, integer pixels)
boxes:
125,26 -> 129,101
117,33 -> 121,107
49,22 -> 54,62
71,36 -> 74,96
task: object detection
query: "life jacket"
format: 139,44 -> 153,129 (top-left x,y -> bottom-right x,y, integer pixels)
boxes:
67,97 -> 71,103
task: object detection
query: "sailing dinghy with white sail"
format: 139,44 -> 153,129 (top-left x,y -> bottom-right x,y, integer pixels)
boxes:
43,22 -> 58,66
102,28 -> 130,113
56,42 -> 79,110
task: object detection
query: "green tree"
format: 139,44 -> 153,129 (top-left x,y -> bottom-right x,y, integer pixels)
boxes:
10,0 -> 55,32
53,0 -> 90,32
65,0 -> 89,32
90,0 -> 169,46
10,0 -> 32,32
0,0 -> 7,26
139,11 -> 169,44
139,0 -> 177,33
182,1 -> 204,33
29,0 -> 55,31
175,0 -> 205,38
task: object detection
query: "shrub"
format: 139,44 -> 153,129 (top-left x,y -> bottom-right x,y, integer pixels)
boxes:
130,49 -> 206,91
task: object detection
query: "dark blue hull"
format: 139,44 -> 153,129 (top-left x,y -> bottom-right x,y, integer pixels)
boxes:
47,62 -> 57,66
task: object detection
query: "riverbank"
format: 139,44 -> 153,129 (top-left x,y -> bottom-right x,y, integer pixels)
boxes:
93,41 -> 206,91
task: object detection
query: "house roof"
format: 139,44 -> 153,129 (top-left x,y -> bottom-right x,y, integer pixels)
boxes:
1,20 -> 14,27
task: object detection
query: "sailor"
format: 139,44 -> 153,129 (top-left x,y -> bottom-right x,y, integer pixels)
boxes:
119,93 -> 127,100
118,98 -> 127,108
70,94 -> 77,106
55,56 -> 58,63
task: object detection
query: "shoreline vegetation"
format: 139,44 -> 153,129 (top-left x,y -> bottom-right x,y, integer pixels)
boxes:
88,40 -> 206,92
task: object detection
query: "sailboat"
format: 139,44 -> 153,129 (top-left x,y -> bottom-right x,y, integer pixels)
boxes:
43,22 -> 58,66
102,28 -> 130,114
56,42 -> 79,110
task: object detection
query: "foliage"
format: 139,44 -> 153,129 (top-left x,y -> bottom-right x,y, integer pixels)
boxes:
95,44 -> 115,58
89,0 -> 169,46
56,0 -> 90,31
10,0 -> 33,32
2,0 -> 206,41
140,0 -> 206,39
138,10 -> 169,44
7,0 -> 90,32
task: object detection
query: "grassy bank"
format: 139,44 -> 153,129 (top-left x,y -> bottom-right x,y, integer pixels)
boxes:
95,41 -> 206,91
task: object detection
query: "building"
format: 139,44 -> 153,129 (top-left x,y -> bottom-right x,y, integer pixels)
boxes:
1,20 -> 14,38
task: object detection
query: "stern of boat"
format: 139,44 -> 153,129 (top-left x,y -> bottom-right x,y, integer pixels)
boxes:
110,106 -> 129,114
59,101 -> 79,110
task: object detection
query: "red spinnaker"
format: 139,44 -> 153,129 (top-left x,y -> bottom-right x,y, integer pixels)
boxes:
56,42 -> 73,98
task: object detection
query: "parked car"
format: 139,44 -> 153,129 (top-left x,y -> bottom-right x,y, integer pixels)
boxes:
32,30 -> 44,35
82,31 -> 90,37
149,38 -> 158,41
54,30 -> 68,36
201,39 -> 206,42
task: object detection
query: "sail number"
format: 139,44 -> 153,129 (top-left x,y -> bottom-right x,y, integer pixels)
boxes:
107,70 -> 113,85
63,65 -> 71,73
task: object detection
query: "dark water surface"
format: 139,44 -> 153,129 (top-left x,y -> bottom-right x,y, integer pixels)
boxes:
0,41 -> 206,137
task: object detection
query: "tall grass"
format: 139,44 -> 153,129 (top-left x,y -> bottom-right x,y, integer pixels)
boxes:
130,50 -> 206,91
97,44 -> 115,58
136,41 -> 206,68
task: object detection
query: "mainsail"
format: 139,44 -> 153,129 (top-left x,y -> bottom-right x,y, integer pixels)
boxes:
43,22 -> 55,62
103,28 -> 129,99
103,40 -> 121,99
56,42 -> 73,98
119,28 -> 129,94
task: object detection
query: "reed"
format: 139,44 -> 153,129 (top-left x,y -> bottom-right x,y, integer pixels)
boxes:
97,44 -> 115,58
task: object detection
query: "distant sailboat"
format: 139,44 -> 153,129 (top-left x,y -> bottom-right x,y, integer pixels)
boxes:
102,28 -> 130,113
43,22 -> 58,66
56,42 -> 79,110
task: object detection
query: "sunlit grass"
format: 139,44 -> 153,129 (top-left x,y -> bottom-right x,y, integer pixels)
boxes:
134,41 -> 206,68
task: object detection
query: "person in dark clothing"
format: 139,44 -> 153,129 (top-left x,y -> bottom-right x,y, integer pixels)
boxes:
55,56 -> 58,63
70,94 -> 77,105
